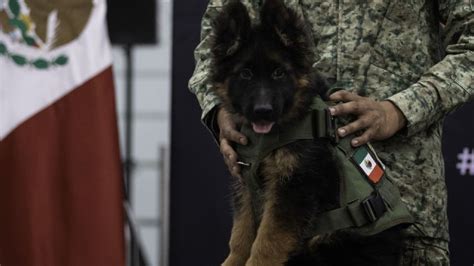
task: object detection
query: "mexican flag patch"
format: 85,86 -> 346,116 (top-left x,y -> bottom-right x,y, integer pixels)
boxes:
353,146 -> 384,184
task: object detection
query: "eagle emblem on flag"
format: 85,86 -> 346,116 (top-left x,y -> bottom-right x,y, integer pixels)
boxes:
0,0 -> 93,69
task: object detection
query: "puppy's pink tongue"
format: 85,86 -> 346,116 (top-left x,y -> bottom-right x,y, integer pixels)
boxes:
252,122 -> 275,134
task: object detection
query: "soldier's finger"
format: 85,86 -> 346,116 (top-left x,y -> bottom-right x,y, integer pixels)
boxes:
329,100 -> 367,116
222,127 -> 247,145
223,152 -> 235,166
230,164 -> 242,179
351,128 -> 375,147
328,90 -> 361,102
337,117 -> 370,137
220,139 -> 238,164
223,152 -> 241,176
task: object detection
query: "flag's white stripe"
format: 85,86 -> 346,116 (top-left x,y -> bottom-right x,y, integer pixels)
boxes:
359,153 -> 377,176
0,0 -> 112,140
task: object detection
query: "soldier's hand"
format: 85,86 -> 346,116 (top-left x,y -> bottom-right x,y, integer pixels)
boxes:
328,91 -> 406,147
217,107 -> 247,178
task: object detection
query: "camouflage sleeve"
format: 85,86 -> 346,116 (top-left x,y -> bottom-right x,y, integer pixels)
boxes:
387,0 -> 474,136
188,0 -> 259,123
188,0 -> 223,122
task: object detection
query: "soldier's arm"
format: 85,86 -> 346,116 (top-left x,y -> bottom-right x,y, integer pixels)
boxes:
188,0 -> 223,139
387,0 -> 474,136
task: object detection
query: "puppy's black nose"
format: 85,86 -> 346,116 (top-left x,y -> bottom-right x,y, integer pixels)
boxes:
253,104 -> 273,116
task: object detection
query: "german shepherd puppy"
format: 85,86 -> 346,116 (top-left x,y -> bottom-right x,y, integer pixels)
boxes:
210,1 -> 404,265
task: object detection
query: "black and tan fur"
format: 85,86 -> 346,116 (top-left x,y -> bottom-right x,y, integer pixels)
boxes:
210,1 -> 404,265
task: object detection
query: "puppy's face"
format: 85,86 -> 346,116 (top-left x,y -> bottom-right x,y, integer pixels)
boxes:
217,39 -> 302,134
211,0 -> 325,134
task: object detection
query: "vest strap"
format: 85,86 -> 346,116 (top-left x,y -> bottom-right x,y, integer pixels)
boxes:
309,191 -> 387,236
310,97 -> 339,143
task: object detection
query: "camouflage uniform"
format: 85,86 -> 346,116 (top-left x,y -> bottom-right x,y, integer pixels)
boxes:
189,0 -> 474,264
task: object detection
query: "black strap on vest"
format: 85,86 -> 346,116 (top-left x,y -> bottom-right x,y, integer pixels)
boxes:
308,185 -> 392,236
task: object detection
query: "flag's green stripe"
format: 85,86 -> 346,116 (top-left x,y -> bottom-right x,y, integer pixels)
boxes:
353,146 -> 368,164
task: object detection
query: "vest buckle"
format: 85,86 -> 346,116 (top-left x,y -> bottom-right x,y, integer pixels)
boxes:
361,192 -> 387,222
325,108 -> 339,144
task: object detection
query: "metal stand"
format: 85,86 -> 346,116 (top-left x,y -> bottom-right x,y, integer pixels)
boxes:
124,45 -> 134,201
123,44 -> 149,266
159,146 -> 169,266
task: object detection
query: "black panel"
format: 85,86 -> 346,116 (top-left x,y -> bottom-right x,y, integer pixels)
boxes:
443,101 -> 474,266
170,1 -> 232,266
107,0 -> 157,45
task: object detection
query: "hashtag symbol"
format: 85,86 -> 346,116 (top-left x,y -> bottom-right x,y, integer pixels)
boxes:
456,148 -> 474,176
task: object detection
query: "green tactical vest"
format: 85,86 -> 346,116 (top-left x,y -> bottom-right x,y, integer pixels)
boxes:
235,96 -> 414,237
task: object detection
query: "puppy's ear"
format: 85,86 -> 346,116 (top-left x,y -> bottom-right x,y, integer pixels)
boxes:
260,0 -> 308,48
212,1 -> 251,59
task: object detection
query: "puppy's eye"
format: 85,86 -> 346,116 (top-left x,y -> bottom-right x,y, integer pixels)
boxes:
240,69 -> 253,80
272,68 -> 286,79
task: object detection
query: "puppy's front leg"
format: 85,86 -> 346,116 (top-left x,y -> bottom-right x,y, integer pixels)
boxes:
222,184 -> 256,266
244,177 -> 302,266
245,150 -> 303,266
246,206 -> 299,265
246,148 -> 299,266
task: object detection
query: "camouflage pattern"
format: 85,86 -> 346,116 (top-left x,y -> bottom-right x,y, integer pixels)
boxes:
189,0 -> 474,253
399,237 -> 450,266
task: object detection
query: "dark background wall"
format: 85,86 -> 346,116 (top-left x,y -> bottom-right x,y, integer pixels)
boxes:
443,102 -> 474,266
170,1 -> 474,266
170,1 -> 232,266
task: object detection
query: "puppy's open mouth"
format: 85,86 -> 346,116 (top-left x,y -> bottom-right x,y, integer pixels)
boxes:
251,121 -> 275,134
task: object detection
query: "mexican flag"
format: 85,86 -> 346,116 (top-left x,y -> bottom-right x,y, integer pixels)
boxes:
0,0 -> 125,265
353,146 -> 384,184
